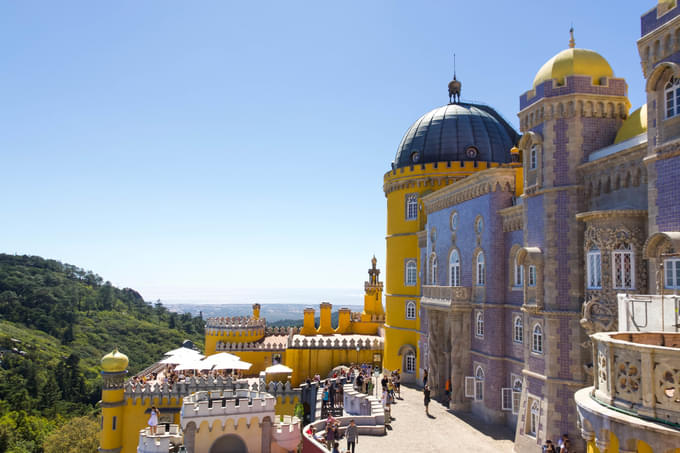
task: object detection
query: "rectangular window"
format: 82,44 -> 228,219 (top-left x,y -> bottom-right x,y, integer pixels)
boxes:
501,388 -> 513,411
405,260 -> 417,286
464,376 -> 476,398
613,250 -> 634,289
587,251 -> 602,289
514,263 -> 524,287
405,194 -> 418,220
665,258 -> 680,289
528,265 -> 536,287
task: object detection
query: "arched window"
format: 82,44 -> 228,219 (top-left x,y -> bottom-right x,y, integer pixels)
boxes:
406,194 -> 418,220
429,254 -> 438,285
514,256 -> 523,287
529,144 -> 538,170
612,244 -> 635,289
587,249 -> 602,289
532,324 -> 543,354
405,351 -> 416,373
513,316 -> 523,343
665,258 -> 680,289
512,377 -> 522,415
528,265 -> 537,287
476,252 -> 485,286
405,301 -> 416,320
475,311 -> 484,338
450,250 -> 461,286
665,77 -> 680,119
529,400 -> 540,436
405,260 -> 417,286
475,366 -> 484,401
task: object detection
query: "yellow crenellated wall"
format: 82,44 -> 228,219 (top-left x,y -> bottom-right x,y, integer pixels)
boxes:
194,417 -> 263,453
119,395 -> 183,453
205,327 -> 266,356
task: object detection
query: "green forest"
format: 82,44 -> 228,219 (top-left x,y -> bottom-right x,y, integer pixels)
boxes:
0,254 -> 205,453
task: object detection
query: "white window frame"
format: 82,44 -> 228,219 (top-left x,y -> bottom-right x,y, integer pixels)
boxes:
450,250 -> 461,287
513,315 -> 523,344
405,351 -> 416,373
528,265 -> 536,287
529,145 -> 538,170
665,258 -> 680,289
475,311 -> 484,338
429,253 -> 438,285
405,194 -> 418,220
501,387 -> 513,411
514,257 -> 524,287
464,376 -> 476,398
476,252 -> 485,286
405,260 -> 417,286
665,77 -> 680,119
511,376 -> 522,415
405,301 -> 416,320
587,249 -> 602,289
532,323 -> 543,354
529,400 -> 540,437
612,247 -> 635,290
474,366 -> 484,401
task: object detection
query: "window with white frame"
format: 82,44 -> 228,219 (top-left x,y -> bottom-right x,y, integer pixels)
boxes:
666,77 -> 680,119
665,258 -> 680,289
475,366 -> 484,401
450,250 -> 461,286
405,260 -> 417,286
502,376 -> 522,413
587,249 -> 602,289
475,311 -> 484,337
529,400 -> 540,436
514,256 -> 524,287
612,246 -> 635,289
405,301 -> 416,320
528,265 -> 536,287
405,351 -> 416,373
529,145 -> 538,170
513,316 -> 523,343
405,194 -> 418,220
476,252 -> 485,286
532,324 -> 543,354
429,253 -> 438,285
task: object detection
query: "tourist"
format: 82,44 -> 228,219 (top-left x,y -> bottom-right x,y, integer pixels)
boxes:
148,406 -> 160,435
423,369 -> 428,387
423,385 -> 431,415
345,419 -> 358,453
326,421 -> 336,450
323,385 -> 330,409
444,377 -> 451,402
331,441 -> 341,453
557,434 -> 568,451
335,383 -> 343,407
329,380 -> 336,408
394,370 -> 401,398
543,440 -> 557,453
560,440 -> 571,453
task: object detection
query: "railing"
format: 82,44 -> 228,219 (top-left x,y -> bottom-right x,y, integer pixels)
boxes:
617,294 -> 680,332
421,285 -> 471,310
591,331 -> 680,427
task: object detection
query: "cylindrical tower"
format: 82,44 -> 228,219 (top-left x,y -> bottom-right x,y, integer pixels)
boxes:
99,349 -> 128,453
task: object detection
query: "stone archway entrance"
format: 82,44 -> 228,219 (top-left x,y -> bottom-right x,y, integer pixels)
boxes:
209,434 -> 248,453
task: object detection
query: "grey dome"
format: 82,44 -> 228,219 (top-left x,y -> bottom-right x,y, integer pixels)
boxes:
393,103 -> 519,169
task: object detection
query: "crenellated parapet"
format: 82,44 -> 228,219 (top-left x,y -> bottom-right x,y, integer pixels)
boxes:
123,375 -> 249,405
215,340 -> 287,351
265,326 -> 300,335
181,389 -> 276,422
205,316 -> 266,329
289,335 -> 383,350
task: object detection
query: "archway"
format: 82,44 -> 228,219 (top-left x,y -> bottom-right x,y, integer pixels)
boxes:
209,433 -> 248,453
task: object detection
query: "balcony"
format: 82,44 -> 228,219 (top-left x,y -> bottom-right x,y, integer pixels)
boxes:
617,294 -> 680,332
421,285 -> 471,311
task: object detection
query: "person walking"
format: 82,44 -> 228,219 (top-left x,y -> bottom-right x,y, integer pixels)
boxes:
148,406 -> 160,435
423,385 -> 431,415
345,419 -> 358,453
423,369 -> 429,387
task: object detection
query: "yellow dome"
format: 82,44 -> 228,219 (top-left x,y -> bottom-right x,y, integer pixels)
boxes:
101,348 -> 129,372
614,105 -> 647,144
532,48 -> 614,89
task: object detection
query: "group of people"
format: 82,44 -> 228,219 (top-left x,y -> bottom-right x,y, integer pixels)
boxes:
130,366 -> 242,391
543,434 -> 571,453
322,378 -> 344,409
307,415 -> 359,453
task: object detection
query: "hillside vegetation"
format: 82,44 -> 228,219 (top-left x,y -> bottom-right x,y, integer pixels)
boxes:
0,254 -> 204,453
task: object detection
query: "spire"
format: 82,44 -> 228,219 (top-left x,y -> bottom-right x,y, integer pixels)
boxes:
448,53 -> 462,104
569,26 -> 575,49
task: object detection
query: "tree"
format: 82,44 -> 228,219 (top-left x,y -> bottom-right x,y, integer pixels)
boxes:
43,416 -> 99,453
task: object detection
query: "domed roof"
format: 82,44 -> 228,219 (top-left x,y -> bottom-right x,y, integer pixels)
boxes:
393,103 -> 519,169
533,47 -> 613,89
614,105 -> 647,144
101,348 -> 129,373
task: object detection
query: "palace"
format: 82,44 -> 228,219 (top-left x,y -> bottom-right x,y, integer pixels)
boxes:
381,1 -> 680,452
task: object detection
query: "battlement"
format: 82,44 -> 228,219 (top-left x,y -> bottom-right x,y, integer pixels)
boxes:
205,316 -> 266,329
289,335 -> 383,350
265,326 -> 300,335
350,312 -> 385,323
272,415 -> 302,451
216,340 -> 287,351
137,425 -> 182,453
123,375 -> 249,404
182,390 -> 276,418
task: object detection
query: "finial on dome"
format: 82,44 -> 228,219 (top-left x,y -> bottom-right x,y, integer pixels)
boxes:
569,26 -> 575,49
448,53 -> 462,104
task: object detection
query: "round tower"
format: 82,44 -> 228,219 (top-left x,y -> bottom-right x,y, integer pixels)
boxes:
100,348 -> 128,453
204,315 -> 267,355
383,78 -> 519,382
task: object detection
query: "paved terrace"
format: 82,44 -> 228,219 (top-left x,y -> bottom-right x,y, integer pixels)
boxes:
357,384 -> 514,453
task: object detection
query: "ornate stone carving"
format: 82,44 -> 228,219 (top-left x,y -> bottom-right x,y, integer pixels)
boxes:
581,296 -> 615,336
597,349 -> 608,390
614,353 -> 641,401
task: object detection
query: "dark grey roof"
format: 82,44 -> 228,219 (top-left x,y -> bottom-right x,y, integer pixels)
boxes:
393,103 -> 519,169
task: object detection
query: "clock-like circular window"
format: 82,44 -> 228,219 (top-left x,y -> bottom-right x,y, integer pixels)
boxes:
411,151 -> 420,163
466,146 -> 479,159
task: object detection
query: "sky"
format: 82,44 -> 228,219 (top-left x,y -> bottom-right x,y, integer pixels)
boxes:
1,1 -> 652,303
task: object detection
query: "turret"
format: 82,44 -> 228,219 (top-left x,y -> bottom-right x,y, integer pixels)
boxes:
252,303 -> 261,320
363,255 -> 384,316
337,307 -> 351,333
99,349 -> 128,453
300,307 -> 316,335
317,302 -> 333,335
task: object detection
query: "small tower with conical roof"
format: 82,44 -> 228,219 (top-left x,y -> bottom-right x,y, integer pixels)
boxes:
100,348 -> 129,453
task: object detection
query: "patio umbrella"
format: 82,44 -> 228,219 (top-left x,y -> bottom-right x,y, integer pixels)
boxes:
164,347 -> 203,357
202,353 -> 251,370
264,364 -> 293,374
160,354 -> 204,365
174,359 -> 212,371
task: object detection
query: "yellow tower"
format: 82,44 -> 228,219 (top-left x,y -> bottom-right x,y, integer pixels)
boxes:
99,348 -> 128,453
382,77 -> 518,383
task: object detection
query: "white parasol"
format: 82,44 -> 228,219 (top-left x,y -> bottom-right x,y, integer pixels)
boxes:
202,352 -> 251,370
265,364 -> 293,374
164,347 -> 203,357
174,359 -> 212,371
159,353 -> 204,365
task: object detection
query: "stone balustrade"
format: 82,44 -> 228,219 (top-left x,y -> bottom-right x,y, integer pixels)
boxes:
591,331 -> 680,426
421,285 -> 472,310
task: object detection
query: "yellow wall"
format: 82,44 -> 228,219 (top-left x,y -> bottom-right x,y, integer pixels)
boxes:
205,328 -> 266,356
286,347 -> 380,386
194,417 -> 262,453
119,396 -> 183,453
100,387 -> 125,452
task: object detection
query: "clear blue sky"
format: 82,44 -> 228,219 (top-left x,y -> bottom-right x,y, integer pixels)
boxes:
1,1 -> 650,303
